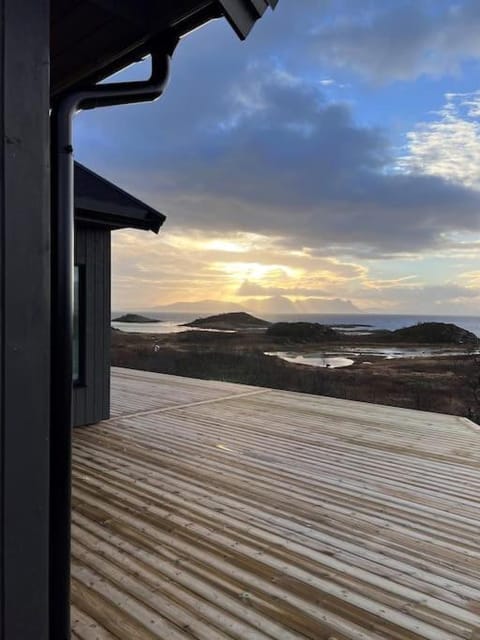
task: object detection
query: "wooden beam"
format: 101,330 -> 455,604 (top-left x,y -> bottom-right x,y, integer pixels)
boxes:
0,1 -> 51,638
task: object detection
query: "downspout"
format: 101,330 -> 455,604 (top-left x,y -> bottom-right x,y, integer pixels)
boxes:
50,50 -> 171,640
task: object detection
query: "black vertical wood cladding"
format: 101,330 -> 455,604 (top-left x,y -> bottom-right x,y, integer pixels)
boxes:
0,1 -> 51,638
73,224 -> 111,427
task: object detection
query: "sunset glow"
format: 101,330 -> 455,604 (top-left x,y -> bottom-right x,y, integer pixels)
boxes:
77,2 -> 480,315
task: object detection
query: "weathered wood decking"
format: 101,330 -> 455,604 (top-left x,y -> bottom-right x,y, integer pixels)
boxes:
71,367 -> 480,639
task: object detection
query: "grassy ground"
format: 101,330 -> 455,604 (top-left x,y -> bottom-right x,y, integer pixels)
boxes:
111,329 -> 480,422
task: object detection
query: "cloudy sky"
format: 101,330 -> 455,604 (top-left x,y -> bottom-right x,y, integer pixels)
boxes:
75,0 -> 480,315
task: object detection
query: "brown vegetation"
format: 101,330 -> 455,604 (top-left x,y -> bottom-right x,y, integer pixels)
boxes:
111,328 -> 480,421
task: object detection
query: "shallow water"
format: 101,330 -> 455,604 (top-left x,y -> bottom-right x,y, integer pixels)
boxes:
265,352 -> 355,368
340,346 -> 480,359
266,346 -> 480,368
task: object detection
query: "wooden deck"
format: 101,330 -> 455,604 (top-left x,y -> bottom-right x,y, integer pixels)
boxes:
71,367 -> 480,639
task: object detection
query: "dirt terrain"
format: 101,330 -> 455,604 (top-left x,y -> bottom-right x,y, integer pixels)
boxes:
111,326 -> 480,421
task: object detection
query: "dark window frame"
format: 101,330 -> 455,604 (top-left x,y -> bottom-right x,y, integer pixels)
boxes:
73,263 -> 86,387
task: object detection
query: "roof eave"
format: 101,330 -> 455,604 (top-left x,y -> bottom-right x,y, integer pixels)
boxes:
75,208 -> 166,234
74,162 -> 166,234
218,0 -> 278,40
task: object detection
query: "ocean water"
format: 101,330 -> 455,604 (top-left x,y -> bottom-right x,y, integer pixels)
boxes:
111,320 -> 234,335
112,312 -> 480,337
263,313 -> 480,337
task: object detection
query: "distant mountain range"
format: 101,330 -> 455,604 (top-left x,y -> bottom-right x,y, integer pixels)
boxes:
144,296 -> 361,315
151,300 -> 245,314
245,296 -> 361,315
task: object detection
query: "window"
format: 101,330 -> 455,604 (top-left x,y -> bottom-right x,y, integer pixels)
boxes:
73,265 -> 85,384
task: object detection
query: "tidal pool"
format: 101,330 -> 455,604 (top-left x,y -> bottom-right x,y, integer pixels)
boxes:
266,345 -> 480,368
265,352 -> 355,368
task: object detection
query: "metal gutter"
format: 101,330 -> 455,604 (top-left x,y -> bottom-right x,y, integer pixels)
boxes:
49,50 -> 171,640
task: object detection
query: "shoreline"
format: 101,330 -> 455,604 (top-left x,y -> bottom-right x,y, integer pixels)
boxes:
111,311 -> 480,338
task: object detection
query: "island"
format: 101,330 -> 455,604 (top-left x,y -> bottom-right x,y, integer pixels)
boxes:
390,322 -> 478,345
183,311 -> 271,331
266,322 -> 340,342
112,313 -> 161,324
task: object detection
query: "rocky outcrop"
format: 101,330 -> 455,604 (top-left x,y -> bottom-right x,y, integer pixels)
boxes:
184,312 -> 270,330
266,322 -> 341,342
113,314 -> 161,323
391,322 -> 478,345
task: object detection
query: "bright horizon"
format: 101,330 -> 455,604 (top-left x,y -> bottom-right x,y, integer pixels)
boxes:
77,1 -> 480,316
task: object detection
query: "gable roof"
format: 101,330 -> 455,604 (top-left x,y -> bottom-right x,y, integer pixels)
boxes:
74,162 -> 166,233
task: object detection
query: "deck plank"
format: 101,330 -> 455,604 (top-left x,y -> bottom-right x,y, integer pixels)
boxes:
109,367 -> 262,418
72,368 -> 480,639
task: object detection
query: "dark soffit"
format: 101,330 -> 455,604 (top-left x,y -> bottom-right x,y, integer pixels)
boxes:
51,0 -> 278,98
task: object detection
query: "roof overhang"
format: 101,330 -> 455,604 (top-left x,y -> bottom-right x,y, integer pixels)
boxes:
219,0 -> 278,39
51,1 -> 278,99
74,163 -> 166,234
75,208 -> 164,233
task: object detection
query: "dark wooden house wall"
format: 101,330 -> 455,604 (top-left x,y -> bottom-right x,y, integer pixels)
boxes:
0,1 -> 51,638
73,224 -> 111,427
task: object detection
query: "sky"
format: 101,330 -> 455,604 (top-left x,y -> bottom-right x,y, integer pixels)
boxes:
75,0 -> 480,315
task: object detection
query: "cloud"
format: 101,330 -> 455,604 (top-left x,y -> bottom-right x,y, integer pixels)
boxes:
354,281 -> 480,314
310,0 -> 480,83
110,225 -> 480,314
159,71 -> 480,254
110,230 -> 241,308
80,59 -> 480,258
111,227 -> 370,308
77,1 -> 480,313
399,91 -> 480,187
236,280 -> 331,298
73,3 -> 480,261
458,270 -> 480,288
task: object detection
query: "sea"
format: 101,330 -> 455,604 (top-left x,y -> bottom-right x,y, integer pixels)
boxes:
112,312 -> 480,338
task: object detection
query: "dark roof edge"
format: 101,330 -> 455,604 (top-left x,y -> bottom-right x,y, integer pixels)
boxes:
75,208 -> 164,234
74,162 -> 166,234
218,0 -> 278,40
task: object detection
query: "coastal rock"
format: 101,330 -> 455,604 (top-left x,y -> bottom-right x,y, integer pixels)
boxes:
266,322 -> 341,342
391,322 -> 478,345
113,313 -> 161,324
184,312 -> 270,331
